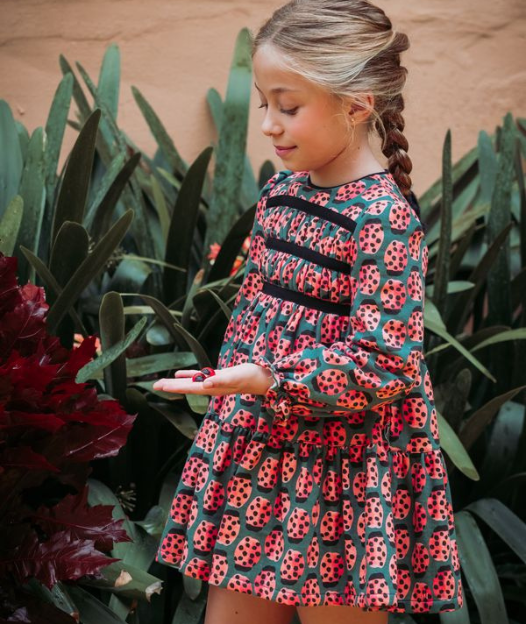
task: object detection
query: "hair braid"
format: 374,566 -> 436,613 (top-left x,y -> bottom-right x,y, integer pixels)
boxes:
375,66 -> 426,230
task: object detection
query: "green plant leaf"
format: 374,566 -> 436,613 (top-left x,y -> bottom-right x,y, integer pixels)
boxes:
486,112 -> 516,327
80,560 -> 162,602
156,166 -> 182,189
425,280 -> 475,296
150,173 -> 170,244
17,126 -> 46,284
206,86 -> 259,208
204,27 -> 253,263
207,200 -> 256,285
201,286 -> 235,319
150,403 -> 199,440
448,221 -> 513,337
137,294 -> 210,366
458,385 -> 526,450
439,602 -> 471,624
74,61 -> 159,274
49,221 -> 90,296
18,244 -> 88,335
0,100 -> 24,217
84,150 -> 126,229
455,510 -> 509,624
471,328 -> 526,351
107,255 -> 152,293
44,208 -> 134,332
472,400 -> 525,499
24,579 -> 79,622
15,119 -> 30,162
478,130 -> 498,205
66,585 -> 128,624
487,472 -> 526,499
126,351 -> 197,377
51,108 -> 101,248
424,309 -> 496,382
465,498 -> 526,565
98,292 -> 127,400
170,583 -> 206,622
131,85 -> 187,176
98,43 -> 121,120
81,351 -> 198,381
437,411 -> 480,480
419,136 -> 482,219
44,72 -> 73,202
145,322 -> 174,347
59,54 -> 92,125
89,152 -> 142,242
135,505 -> 166,539
163,146 -> 213,304
432,129 -> 453,314
76,315 -> 147,384
0,195 -> 23,256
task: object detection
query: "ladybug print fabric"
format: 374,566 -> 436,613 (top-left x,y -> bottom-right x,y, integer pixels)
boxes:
156,169 -> 464,613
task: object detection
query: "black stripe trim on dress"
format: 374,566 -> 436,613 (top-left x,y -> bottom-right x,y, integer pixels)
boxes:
266,194 -> 359,233
265,236 -> 351,275
261,279 -> 350,315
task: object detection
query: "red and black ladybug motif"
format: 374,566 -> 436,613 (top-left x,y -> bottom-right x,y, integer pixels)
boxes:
156,170 -> 463,613
192,368 -> 216,382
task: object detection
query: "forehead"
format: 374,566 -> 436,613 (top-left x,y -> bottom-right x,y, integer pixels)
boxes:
253,45 -> 312,95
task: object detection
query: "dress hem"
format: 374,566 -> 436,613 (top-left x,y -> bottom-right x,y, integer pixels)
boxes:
158,554 -> 463,614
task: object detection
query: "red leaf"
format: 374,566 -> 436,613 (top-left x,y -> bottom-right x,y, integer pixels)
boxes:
60,334 -> 97,375
0,410 -> 64,434
1,529 -> 119,589
0,447 -> 58,472
41,413 -> 136,464
0,283 -> 49,359
32,486 -> 131,551
0,253 -> 137,596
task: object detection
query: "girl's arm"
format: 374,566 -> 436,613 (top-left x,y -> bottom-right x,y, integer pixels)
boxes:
252,200 -> 427,420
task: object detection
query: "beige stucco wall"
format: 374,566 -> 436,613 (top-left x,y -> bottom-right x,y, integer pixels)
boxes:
1,0 -> 525,196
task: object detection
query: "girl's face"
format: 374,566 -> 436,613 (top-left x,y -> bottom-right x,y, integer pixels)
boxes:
252,44 -> 367,184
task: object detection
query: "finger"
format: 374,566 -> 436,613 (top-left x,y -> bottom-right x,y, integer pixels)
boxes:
153,378 -> 236,395
173,370 -> 201,378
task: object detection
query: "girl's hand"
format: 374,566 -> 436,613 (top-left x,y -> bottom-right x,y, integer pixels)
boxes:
152,363 -> 275,397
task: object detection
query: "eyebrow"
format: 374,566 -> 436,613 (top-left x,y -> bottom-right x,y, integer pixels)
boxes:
254,82 -> 301,94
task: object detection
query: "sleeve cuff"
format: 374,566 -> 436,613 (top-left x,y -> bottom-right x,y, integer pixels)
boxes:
252,354 -> 293,424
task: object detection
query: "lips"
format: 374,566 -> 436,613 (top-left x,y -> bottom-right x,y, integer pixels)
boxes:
274,145 -> 296,157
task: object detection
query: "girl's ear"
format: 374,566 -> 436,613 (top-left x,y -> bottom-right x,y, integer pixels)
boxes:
349,93 -> 375,123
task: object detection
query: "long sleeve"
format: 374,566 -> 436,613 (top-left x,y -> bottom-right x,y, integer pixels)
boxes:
252,198 -> 428,421
217,170 -> 289,367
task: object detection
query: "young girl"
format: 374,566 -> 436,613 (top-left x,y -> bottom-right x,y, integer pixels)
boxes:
154,1 -> 464,622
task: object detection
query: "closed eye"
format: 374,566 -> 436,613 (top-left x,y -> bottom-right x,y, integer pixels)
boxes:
258,104 -> 298,116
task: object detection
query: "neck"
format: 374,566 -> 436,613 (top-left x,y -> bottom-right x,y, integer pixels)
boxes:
308,133 -> 384,188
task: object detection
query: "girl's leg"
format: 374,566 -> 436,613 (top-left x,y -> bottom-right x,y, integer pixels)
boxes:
297,604 -> 388,624
204,584 -> 297,624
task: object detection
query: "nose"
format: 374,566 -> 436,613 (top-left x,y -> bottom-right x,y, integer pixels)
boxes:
261,110 -> 283,138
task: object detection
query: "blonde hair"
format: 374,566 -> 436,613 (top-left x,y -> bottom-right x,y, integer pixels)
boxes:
252,0 -> 420,216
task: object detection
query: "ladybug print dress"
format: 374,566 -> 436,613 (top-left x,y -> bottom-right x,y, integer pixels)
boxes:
156,168 -> 464,613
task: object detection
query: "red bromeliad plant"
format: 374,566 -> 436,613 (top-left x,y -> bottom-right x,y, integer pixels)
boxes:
0,252 -> 136,620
